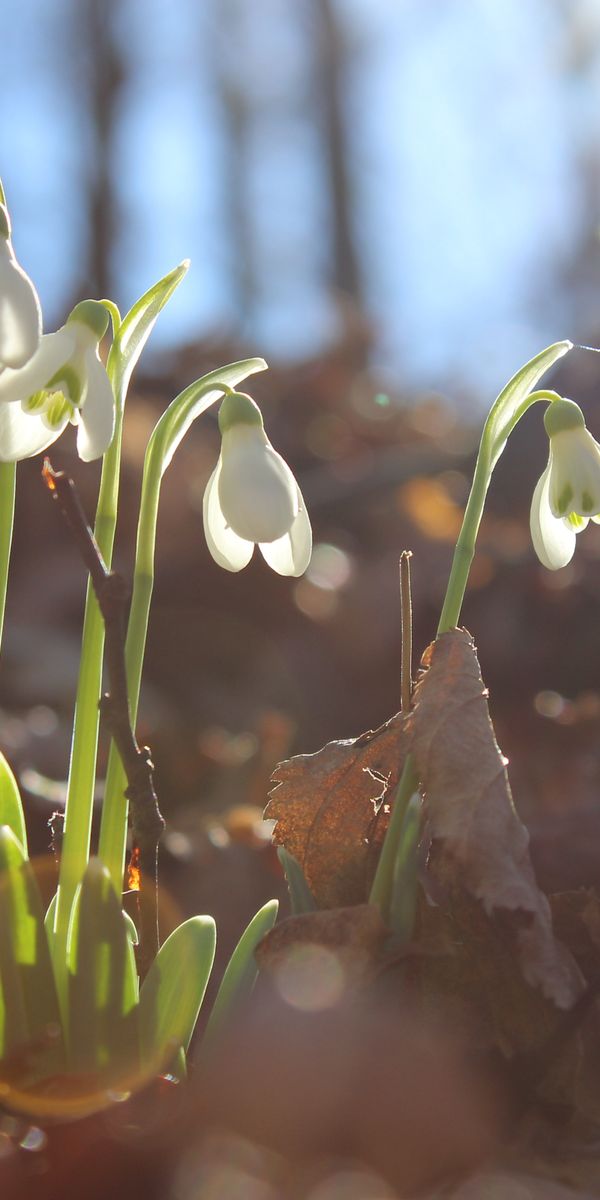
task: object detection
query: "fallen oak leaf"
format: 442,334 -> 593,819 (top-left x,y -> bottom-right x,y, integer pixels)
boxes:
409,629 -> 583,1011
266,713 -> 408,909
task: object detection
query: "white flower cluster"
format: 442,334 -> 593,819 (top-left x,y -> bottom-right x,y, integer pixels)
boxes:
1,198 -> 312,576
0,202 -> 114,462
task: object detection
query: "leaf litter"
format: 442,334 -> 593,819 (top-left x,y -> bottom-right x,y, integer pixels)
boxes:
265,627 -> 600,1196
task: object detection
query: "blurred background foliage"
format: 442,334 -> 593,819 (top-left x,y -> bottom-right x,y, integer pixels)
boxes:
2,0 -> 600,943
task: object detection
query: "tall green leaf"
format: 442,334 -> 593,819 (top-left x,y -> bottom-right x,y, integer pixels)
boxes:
0,753 -> 27,855
0,826 -> 64,1082
138,916 -> 216,1071
67,859 -> 138,1079
277,848 -> 316,915
107,260 -> 190,403
202,899 -> 278,1055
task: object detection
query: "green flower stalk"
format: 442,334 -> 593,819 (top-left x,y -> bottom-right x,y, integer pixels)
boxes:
370,340 -> 573,923
98,362 -> 267,893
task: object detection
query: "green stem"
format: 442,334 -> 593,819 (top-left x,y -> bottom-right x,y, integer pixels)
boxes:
370,382 -> 562,922
98,365 -> 264,892
437,388 -> 559,635
0,462 -> 16,652
52,366 -> 125,989
369,753 -> 418,917
99,381 -> 216,890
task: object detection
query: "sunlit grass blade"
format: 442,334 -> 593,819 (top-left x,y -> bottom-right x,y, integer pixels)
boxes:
67,859 -> 139,1079
201,899 -> 278,1056
388,793 -> 421,946
277,847 -> 316,915
0,826 -> 64,1083
107,260 -> 189,402
138,916 -> 216,1073
0,753 -> 27,855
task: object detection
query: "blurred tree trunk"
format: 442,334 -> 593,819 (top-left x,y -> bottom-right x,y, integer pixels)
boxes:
315,0 -> 361,303
213,0 -> 255,321
77,0 -> 124,299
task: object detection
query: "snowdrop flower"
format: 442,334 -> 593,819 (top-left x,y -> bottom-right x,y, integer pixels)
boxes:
0,299 -> 114,462
0,202 -> 42,370
203,391 -> 312,575
530,397 -> 600,570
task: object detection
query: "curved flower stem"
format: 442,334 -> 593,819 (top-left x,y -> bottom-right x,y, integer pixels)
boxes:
98,362 -> 265,894
437,387 -> 559,634
0,461 -> 16,651
370,374 -> 565,924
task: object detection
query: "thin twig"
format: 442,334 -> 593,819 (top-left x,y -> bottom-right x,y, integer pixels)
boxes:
400,551 -> 413,714
42,459 -> 164,977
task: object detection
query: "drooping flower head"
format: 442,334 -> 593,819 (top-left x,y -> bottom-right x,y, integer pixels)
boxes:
0,299 -> 115,462
203,390 -> 312,576
530,397 -> 600,570
0,202 -> 42,371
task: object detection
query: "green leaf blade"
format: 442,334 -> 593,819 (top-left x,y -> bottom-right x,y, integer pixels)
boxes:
0,753 -> 27,855
487,340 -> 572,467
108,261 -> 190,402
0,826 -> 64,1080
277,848 -> 316,915
201,899 -> 279,1056
67,859 -> 139,1079
138,916 -> 216,1071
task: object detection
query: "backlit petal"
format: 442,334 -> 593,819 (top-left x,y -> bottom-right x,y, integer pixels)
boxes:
0,328 -> 76,404
218,427 -> 297,542
259,485 -> 312,576
530,461 -> 576,570
76,349 -> 115,461
0,243 -> 42,368
203,459 -> 254,572
0,401 -> 66,461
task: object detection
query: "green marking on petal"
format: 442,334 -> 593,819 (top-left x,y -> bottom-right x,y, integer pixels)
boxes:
581,490 -> 596,514
22,390 -> 48,415
565,512 -> 587,531
47,364 -> 83,407
556,483 -> 574,515
44,392 -> 74,430
0,205 -> 10,241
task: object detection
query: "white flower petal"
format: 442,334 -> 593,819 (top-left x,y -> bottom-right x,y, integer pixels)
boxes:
548,427 -> 600,518
0,328 -> 76,404
218,427 -> 297,542
76,348 -> 115,461
0,401 -> 67,461
203,459 -> 255,572
0,243 -> 42,369
259,485 -> 312,576
530,461 -> 576,570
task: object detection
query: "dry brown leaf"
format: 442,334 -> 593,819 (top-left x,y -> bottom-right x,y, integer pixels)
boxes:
409,629 -> 583,1010
266,712 -> 408,908
255,904 -> 388,990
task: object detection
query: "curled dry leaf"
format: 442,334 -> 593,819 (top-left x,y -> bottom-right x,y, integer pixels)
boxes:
266,713 -> 408,909
409,629 -> 583,1011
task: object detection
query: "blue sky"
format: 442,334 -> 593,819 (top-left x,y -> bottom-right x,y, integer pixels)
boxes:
1,0 -> 599,400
